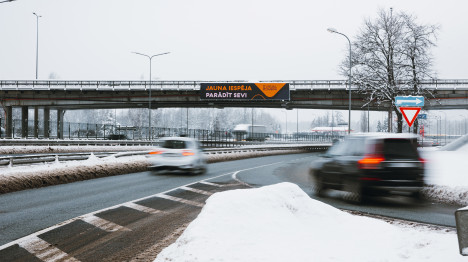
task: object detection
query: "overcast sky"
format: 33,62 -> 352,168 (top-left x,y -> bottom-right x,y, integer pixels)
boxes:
1,0 -> 467,81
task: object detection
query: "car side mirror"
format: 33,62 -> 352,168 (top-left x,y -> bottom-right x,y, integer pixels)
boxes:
456,208 -> 468,256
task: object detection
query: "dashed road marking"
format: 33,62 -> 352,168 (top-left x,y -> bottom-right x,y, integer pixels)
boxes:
19,236 -> 80,262
180,186 -> 212,196
123,202 -> 161,214
158,194 -> 204,208
82,215 -> 130,232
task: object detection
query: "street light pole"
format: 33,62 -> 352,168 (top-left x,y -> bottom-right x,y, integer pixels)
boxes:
33,12 -> 41,79
327,28 -> 352,134
132,51 -> 170,140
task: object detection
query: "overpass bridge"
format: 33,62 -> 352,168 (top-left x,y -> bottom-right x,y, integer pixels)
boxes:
1,79 -> 468,138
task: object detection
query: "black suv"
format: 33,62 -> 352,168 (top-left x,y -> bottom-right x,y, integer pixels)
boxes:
310,133 -> 425,203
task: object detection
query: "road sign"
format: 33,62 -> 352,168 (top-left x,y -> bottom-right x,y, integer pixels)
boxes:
417,114 -> 427,119
395,96 -> 424,107
400,107 -> 421,127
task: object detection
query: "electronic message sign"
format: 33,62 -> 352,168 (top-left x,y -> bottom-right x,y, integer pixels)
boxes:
200,83 -> 290,101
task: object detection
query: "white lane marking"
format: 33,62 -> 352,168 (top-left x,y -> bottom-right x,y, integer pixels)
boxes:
180,186 -> 212,196
19,236 -> 80,262
199,181 -> 223,187
82,215 -> 129,232
158,194 -> 204,208
122,202 -> 161,214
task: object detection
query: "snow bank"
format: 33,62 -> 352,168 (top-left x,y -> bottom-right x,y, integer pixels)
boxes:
421,150 -> 468,206
0,155 -> 149,194
155,183 -> 462,262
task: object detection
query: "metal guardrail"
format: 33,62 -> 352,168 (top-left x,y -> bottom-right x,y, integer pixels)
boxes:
0,138 -> 332,147
0,145 -> 330,168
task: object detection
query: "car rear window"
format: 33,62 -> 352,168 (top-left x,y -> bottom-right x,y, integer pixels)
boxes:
162,140 -> 187,149
382,139 -> 419,159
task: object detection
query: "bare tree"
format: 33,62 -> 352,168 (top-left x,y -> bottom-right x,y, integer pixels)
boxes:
346,8 -> 438,133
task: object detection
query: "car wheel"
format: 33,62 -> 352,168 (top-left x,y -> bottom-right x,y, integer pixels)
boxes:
313,172 -> 326,197
343,178 -> 365,204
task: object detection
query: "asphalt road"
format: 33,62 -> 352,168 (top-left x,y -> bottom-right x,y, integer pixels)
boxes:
0,152 -> 461,261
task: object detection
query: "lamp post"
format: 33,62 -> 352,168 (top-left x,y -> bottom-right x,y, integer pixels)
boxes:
132,51 -> 170,140
327,28 -> 352,134
33,12 -> 41,79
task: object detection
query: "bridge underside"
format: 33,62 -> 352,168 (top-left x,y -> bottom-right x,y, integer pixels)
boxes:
2,89 -> 468,110
1,86 -> 467,139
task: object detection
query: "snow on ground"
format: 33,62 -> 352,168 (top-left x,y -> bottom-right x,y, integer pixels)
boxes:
419,145 -> 468,206
154,183 -> 463,262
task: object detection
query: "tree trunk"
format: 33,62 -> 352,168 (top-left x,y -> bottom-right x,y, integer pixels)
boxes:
393,107 -> 403,133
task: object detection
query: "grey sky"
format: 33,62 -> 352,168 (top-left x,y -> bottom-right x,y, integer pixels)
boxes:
1,0 -> 467,81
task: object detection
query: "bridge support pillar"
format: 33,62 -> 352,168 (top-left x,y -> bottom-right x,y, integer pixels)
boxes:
43,108 -> 50,138
5,106 -> 13,138
57,109 -> 64,139
34,107 -> 39,138
21,106 -> 28,138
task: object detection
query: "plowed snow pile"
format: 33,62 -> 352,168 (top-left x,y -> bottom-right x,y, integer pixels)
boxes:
154,183 -> 462,262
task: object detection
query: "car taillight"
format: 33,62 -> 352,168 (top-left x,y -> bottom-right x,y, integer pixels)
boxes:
149,150 -> 164,155
419,157 -> 426,168
358,154 -> 385,169
182,150 -> 195,156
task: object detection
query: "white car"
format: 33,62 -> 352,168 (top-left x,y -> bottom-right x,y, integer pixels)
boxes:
147,137 -> 207,175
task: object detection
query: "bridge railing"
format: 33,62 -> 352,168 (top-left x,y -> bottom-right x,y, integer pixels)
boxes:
2,79 -> 468,91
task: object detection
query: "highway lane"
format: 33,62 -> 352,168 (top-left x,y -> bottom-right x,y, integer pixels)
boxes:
0,153 -> 301,246
0,152 -> 461,259
235,154 -> 460,227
